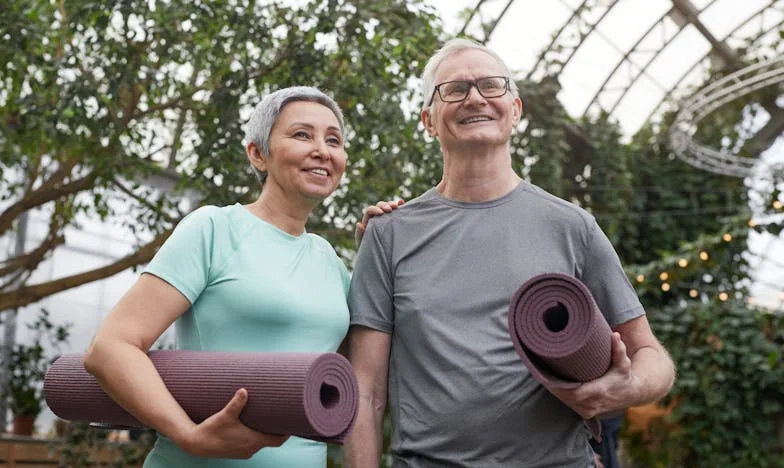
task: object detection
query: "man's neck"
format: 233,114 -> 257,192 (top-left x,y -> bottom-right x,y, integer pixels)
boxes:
437,148 -> 521,202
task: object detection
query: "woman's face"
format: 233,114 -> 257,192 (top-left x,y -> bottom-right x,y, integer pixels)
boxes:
259,101 -> 347,204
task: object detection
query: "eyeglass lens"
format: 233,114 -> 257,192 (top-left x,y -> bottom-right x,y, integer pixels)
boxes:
438,77 -> 507,102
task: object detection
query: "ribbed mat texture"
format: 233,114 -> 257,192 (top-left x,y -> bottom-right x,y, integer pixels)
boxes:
44,351 -> 358,444
508,273 -> 614,440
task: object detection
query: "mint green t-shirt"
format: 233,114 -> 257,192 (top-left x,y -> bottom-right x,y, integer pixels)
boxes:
141,204 -> 350,468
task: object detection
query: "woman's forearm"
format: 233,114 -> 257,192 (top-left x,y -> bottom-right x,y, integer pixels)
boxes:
84,339 -> 196,450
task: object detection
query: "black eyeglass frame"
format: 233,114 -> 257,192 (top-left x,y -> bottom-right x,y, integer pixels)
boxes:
428,76 -> 511,106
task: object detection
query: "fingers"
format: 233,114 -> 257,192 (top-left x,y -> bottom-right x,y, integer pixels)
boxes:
224,388 -> 249,419
611,332 -> 631,371
355,199 -> 404,244
365,199 -> 405,218
375,199 -> 404,212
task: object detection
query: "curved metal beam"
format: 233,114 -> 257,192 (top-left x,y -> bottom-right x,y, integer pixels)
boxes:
671,0 -> 744,68
458,0 -> 517,44
669,56 -> 784,179
582,0 -> 720,116
525,0 -> 619,81
644,5 -> 783,125
605,0 -> 771,117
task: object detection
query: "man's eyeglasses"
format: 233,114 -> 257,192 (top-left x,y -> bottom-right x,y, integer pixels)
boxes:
428,76 -> 510,105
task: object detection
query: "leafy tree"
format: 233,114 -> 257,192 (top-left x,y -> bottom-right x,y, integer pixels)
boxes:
0,0 -> 443,311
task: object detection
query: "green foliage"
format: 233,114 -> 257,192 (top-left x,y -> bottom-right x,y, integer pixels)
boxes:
56,422 -> 155,467
633,300 -> 784,467
0,0 -> 444,308
512,76 -> 571,196
4,309 -> 71,417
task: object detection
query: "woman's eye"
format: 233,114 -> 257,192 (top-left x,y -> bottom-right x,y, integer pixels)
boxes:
327,136 -> 342,146
294,131 -> 311,139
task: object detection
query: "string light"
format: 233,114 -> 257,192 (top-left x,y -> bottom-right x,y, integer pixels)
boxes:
630,229 -> 783,313
774,200 -> 782,210
748,219 -> 757,227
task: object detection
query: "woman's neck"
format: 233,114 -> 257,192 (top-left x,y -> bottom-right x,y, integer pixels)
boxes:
246,189 -> 313,236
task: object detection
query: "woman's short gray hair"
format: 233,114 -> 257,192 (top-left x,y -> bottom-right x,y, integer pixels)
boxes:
244,86 -> 344,185
421,38 -> 519,112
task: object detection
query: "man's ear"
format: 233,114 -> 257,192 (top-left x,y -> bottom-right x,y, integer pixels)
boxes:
246,142 -> 267,172
512,97 -> 523,124
421,108 -> 437,137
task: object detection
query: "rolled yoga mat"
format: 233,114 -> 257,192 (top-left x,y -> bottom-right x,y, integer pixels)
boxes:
44,351 -> 359,444
507,273 -> 613,440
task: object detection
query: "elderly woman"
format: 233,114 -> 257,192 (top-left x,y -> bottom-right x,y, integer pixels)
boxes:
85,86 -> 389,467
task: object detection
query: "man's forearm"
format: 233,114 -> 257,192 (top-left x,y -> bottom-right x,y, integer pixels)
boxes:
628,345 -> 676,406
343,397 -> 385,468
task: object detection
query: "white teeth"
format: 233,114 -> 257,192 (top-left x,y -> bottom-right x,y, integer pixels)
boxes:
461,116 -> 491,124
309,168 -> 328,176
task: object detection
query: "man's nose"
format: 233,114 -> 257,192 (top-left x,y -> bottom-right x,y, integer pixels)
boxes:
464,84 -> 487,103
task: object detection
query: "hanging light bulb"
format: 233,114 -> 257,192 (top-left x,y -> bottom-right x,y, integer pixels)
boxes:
722,233 -> 732,242
661,283 -> 670,292
678,258 -> 688,268
718,292 -> 729,301
636,274 -> 644,283
689,289 -> 698,298
659,272 -> 669,281
699,251 -> 709,261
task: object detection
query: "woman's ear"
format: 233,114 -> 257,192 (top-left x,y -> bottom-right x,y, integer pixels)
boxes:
246,142 -> 267,172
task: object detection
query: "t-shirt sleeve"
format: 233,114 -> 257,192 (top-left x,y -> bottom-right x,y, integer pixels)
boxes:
580,220 -> 645,327
144,206 -> 218,304
348,219 -> 395,333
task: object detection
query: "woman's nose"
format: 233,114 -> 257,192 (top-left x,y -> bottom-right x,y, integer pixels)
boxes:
312,140 -> 331,160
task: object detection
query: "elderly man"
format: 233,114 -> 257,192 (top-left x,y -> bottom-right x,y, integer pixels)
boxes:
344,38 -> 675,467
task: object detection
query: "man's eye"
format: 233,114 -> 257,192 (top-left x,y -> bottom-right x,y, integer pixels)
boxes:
445,82 -> 468,95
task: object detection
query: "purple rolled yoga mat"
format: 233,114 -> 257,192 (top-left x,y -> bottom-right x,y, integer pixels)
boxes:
507,273 -> 613,440
44,351 -> 358,444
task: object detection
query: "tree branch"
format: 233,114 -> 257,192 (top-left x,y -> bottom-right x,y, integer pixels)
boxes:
0,171 -> 96,237
109,177 -> 176,224
0,228 -> 174,312
0,225 -> 65,279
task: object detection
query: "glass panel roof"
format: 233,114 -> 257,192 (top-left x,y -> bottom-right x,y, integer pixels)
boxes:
426,0 -> 784,311
428,0 -> 784,134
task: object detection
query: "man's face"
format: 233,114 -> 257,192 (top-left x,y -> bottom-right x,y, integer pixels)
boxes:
422,49 -> 522,153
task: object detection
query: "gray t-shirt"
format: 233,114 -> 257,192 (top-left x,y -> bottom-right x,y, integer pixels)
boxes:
349,181 -> 644,468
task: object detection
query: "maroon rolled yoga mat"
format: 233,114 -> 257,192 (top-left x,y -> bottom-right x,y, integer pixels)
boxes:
44,351 -> 358,444
507,273 -> 613,440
